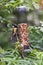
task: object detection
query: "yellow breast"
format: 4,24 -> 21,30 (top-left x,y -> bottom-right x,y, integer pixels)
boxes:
14,28 -> 17,33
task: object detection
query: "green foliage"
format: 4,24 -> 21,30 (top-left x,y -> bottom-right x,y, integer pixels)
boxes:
22,0 -> 40,10
0,47 -> 43,65
0,0 -> 21,31
28,26 -> 43,50
0,0 -> 43,65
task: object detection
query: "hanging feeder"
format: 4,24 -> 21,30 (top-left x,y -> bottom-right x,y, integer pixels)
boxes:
15,6 -> 30,58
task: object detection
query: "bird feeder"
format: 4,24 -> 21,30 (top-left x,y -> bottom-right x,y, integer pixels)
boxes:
18,23 -> 29,49
15,6 -> 30,58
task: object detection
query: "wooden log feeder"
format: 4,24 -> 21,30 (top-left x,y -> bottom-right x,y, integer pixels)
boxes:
18,23 -> 30,58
